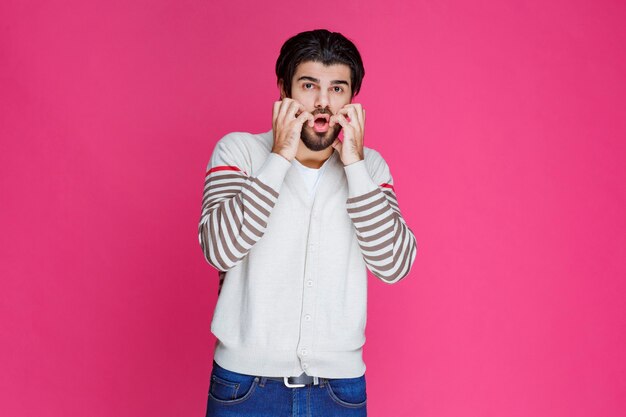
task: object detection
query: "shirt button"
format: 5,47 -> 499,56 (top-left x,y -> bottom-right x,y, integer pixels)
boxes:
307,280 -> 313,287
302,363 -> 308,369
304,314 -> 311,321
301,349 -> 308,356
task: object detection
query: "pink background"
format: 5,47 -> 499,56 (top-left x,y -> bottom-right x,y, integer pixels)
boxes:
1,1 -> 625,416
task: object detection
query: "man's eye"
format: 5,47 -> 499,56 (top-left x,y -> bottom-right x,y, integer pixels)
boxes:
333,87 -> 343,93
304,83 -> 314,89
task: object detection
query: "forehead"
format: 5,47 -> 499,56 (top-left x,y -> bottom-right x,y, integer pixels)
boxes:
293,61 -> 351,84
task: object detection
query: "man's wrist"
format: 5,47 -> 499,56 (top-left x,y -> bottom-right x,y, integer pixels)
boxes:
272,150 -> 292,162
343,156 -> 364,167
343,159 -> 378,197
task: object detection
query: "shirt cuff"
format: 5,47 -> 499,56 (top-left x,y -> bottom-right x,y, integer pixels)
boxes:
343,159 -> 379,198
254,152 -> 293,193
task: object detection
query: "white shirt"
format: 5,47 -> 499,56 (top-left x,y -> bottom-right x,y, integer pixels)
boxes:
292,156 -> 331,198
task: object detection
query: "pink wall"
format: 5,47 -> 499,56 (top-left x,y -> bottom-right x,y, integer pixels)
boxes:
1,1 -> 625,416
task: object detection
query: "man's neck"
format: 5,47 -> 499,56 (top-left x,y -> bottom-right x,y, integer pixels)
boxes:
295,142 -> 334,169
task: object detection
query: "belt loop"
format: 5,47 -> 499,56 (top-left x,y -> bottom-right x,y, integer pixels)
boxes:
259,376 -> 267,388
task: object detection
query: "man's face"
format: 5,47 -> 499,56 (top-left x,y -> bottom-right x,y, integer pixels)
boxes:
281,61 -> 352,151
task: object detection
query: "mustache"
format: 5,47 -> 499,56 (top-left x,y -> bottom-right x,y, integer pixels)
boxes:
312,108 -> 333,116
296,108 -> 335,120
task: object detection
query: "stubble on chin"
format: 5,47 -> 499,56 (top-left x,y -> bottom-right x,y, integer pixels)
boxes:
300,124 -> 342,151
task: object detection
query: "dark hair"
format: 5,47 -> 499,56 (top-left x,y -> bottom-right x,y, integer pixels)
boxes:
275,29 -> 365,98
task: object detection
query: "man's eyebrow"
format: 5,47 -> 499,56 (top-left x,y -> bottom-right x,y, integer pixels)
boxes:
296,76 -> 350,86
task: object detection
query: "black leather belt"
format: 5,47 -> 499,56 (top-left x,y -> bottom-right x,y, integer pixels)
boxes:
265,372 -> 320,388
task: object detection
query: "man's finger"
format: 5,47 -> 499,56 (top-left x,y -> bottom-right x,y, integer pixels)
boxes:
277,98 -> 294,124
354,104 -> 364,127
272,101 -> 281,130
285,100 -> 303,122
337,107 -> 360,129
296,111 -> 315,128
330,113 -> 352,131
346,106 -> 360,129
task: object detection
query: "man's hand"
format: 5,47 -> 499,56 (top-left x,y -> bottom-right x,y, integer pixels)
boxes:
272,98 -> 314,162
330,103 -> 365,166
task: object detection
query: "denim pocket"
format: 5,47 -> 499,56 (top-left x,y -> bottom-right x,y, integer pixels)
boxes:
325,375 -> 367,408
208,362 -> 259,405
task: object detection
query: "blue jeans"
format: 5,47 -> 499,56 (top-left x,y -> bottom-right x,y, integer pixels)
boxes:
205,360 -> 367,417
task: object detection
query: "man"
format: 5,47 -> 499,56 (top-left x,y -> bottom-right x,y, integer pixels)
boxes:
198,29 -> 417,417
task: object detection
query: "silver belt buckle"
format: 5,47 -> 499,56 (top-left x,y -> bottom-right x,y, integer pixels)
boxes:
283,376 -> 319,388
284,377 -> 305,388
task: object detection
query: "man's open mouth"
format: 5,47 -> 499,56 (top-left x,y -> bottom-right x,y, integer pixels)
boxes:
313,113 -> 330,133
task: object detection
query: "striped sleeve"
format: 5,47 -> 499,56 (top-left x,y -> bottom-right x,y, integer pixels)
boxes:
343,153 -> 418,284
198,135 -> 292,273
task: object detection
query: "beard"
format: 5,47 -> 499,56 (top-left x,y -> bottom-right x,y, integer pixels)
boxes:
299,117 -> 342,151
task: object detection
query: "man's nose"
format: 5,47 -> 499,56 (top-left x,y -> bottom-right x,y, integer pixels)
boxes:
314,90 -> 329,109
